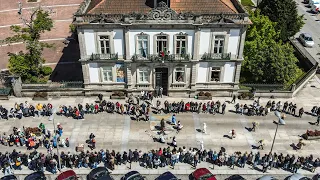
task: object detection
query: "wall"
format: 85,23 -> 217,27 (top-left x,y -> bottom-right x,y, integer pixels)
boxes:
227,29 -> 240,56
113,29 -> 124,57
223,62 -> 235,82
199,29 -> 211,55
88,63 -> 100,83
84,30 -> 96,55
197,62 -> 208,83
128,29 -> 195,56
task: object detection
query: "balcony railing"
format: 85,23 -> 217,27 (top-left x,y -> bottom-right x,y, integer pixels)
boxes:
201,53 -> 231,60
88,53 -> 118,61
132,54 -> 190,62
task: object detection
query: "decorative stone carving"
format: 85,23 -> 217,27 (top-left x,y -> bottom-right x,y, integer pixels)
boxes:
89,14 -> 123,23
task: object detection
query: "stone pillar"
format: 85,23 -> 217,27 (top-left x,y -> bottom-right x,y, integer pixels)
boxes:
77,30 -> 86,59
190,61 -> 198,91
238,27 -> 247,59
193,27 -> 201,60
131,63 -> 137,89
82,63 -> 90,84
125,61 -> 132,89
234,62 -> 241,84
124,27 -> 130,60
11,76 -> 22,97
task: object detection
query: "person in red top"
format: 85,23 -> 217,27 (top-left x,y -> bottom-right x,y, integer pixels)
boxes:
94,104 -> 99,114
158,148 -> 163,156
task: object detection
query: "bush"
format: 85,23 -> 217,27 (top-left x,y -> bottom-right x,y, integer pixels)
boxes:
198,91 -> 205,96
33,92 -> 48,98
41,66 -> 52,76
112,91 -> 125,96
204,92 -> 212,97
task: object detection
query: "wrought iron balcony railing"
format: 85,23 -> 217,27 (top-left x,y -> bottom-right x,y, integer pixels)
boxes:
131,54 -> 191,62
88,53 -> 118,61
201,53 -> 231,60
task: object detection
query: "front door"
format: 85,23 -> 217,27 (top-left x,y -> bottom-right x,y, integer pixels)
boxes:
155,68 -> 168,96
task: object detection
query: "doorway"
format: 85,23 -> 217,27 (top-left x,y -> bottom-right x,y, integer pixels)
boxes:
155,68 -> 168,96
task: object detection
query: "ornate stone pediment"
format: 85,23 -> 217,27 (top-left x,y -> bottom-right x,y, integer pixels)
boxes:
89,14 -> 123,23
141,1 -> 194,21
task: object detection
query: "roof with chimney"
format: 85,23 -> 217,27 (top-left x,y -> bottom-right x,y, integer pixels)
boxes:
85,0 -> 241,15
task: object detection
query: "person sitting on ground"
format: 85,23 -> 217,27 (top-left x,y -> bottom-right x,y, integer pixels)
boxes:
176,121 -> 183,133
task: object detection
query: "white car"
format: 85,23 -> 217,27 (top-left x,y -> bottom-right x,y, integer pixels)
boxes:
309,0 -> 320,7
299,33 -> 315,47
311,3 -> 320,13
287,173 -> 311,180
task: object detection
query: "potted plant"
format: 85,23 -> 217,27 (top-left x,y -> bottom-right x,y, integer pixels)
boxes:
197,91 -> 212,100
33,92 -> 48,100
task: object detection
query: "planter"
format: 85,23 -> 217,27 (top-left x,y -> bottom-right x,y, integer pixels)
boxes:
110,95 -> 126,99
302,134 -> 320,140
32,97 -> 48,101
198,96 -> 212,100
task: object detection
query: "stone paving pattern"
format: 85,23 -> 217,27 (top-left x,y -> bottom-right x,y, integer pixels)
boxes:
0,78 -> 320,178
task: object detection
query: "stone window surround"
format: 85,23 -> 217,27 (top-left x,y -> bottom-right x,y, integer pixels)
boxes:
206,62 -> 225,83
208,30 -> 230,55
137,65 -> 151,84
173,32 -> 188,55
134,32 -> 150,57
99,63 -> 117,83
173,64 -> 187,83
95,31 -> 115,54
153,33 -> 170,54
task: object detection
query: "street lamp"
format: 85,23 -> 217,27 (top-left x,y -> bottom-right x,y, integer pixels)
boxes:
49,108 -> 62,171
270,111 -> 286,153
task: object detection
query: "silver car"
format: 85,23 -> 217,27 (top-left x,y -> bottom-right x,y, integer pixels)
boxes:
299,33 -> 315,47
287,173 -> 311,180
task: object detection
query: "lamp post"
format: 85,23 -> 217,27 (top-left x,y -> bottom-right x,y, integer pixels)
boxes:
49,108 -> 62,171
270,111 -> 286,153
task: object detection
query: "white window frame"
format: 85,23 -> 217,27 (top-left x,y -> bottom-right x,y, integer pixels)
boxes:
136,35 -> 149,58
210,67 -> 221,82
98,35 -> 110,54
138,67 -> 150,83
174,66 -> 185,83
213,35 -> 225,54
100,66 -> 113,82
175,35 -> 187,54
155,34 -> 169,54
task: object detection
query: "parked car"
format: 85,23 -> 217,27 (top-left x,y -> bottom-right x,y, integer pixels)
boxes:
309,0 -> 320,7
0,175 -> 18,180
87,167 -> 113,180
56,170 -> 78,180
226,174 -> 246,180
304,0 -> 310,3
311,3 -> 320,13
156,171 -> 179,180
299,33 -> 315,47
25,171 -> 46,180
121,171 -> 145,180
257,175 -> 278,180
191,168 -> 216,180
313,174 -> 320,180
287,173 -> 311,180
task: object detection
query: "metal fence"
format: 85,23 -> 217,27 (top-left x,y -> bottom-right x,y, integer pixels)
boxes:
240,83 -> 285,91
22,81 -> 84,89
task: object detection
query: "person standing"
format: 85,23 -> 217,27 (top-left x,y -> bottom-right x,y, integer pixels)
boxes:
231,95 -> 236,104
221,102 -> 226,114
316,116 -> 320,126
159,87 -> 163,98
298,107 -> 304,118
252,121 -> 257,132
262,160 -> 268,173
193,152 -> 198,168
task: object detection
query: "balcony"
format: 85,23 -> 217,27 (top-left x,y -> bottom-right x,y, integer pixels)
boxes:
131,53 -> 191,62
87,53 -> 118,61
201,53 -> 231,61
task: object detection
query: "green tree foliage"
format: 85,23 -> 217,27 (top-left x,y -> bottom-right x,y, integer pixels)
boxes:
241,10 -> 304,87
5,8 -> 53,82
258,0 -> 304,42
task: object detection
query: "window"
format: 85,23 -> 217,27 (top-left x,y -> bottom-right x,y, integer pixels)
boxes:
137,35 -> 148,57
213,36 -> 224,54
175,67 -> 185,82
156,36 -> 168,54
175,36 -> 186,54
99,36 -> 110,54
210,67 -> 220,82
101,66 -> 113,82
139,67 -> 149,83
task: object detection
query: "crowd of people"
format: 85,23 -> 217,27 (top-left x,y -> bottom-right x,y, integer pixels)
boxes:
0,147 -> 319,175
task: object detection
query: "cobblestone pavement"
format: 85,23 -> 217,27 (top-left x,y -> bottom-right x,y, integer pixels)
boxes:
0,78 -> 320,178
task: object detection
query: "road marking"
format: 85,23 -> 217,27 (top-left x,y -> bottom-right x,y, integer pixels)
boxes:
121,116 -> 131,152
238,115 -> 258,153
0,4 -> 80,13
0,19 -> 73,28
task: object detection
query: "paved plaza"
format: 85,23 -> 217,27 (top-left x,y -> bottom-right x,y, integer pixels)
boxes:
0,77 -> 320,178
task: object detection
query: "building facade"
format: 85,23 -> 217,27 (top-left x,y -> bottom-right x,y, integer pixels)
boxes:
74,0 -> 250,97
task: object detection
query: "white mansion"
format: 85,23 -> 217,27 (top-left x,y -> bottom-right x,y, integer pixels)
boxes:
74,0 -> 250,97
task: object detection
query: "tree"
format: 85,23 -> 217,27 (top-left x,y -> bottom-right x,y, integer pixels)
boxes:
258,0 -> 304,42
241,10 -> 304,87
5,8 -> 53,82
